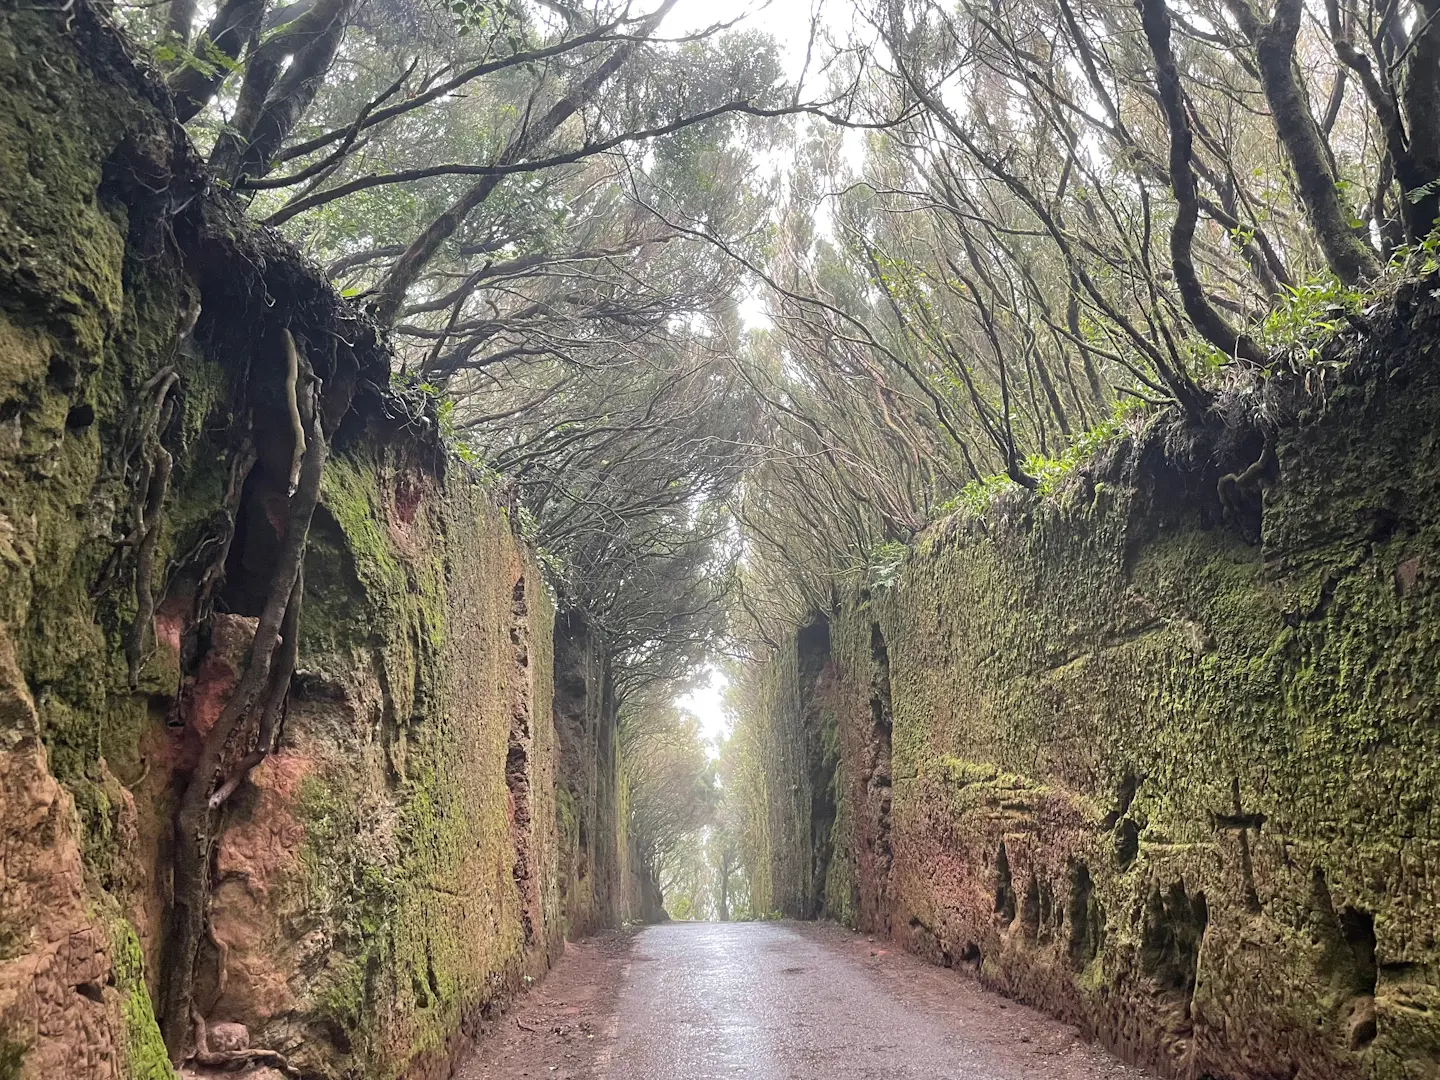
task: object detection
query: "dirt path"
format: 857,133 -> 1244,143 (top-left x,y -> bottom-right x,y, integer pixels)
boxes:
452,922 -> 1149,1079
451,930 -> 635,1080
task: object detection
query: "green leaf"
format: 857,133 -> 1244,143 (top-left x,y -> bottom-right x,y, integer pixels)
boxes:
1406,178 -> 1440,205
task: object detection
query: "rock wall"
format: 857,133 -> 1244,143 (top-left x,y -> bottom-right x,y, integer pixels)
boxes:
552,613 -> 669,935
552,614 -> 623,938
742,283 -> 1440,1079
1,8 -> 211,1075
0,7 -> 644,1079
729,618 -> 838,921
188,445 -> 563,1080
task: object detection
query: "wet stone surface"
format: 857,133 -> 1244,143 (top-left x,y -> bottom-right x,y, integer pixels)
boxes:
456,921 -> 1148,1079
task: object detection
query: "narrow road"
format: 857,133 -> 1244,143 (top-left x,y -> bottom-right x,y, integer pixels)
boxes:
457,921 -> 1148,1080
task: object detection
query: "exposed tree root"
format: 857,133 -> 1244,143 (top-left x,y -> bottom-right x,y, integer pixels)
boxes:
191,438 -> 258,626
160,405 -> 328,1059
190,1014 -> 299,1077
1218,440 -> 1275,505
281,329 -> 306,495
191,1048 -> 299,1076
126,366 -> 181,686
208,568 -> 302,811
1217,439 -> 1276,541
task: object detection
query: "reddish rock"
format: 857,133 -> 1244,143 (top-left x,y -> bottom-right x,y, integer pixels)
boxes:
0,631 -> 123,1079
206,1021 -> 249,1052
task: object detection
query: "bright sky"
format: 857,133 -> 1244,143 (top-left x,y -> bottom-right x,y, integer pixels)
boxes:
661,1 -> 848,745
662,0 -> 838,82
658,4 -> 798,744
676,668 -> 732,753
662,0 -> 869,331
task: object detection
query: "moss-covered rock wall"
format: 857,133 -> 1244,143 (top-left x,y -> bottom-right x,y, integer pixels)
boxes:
552,614 -> 621,938
0,6 -> 639,1078
743,283 -> 1440,1079
551,613 -> 668,936
1,6 -> 210,1075
189,444 -> 563,1080
729,618 -> 839,921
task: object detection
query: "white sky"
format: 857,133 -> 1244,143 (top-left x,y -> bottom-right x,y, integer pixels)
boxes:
662,0 -> 836,82
659,2 -> 847,747
658,1 -> 823,745
661,0 -> 868,331
676,668 -> 732,754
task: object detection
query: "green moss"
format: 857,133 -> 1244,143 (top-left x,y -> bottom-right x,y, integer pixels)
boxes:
0,16 -> 239,934
1075,955 -> 1107,995
556,782 -> 580,939
293,769 -> 400,1069
310,451 -> 449,731
319,455 -> 409,605
556,783 -> 578,840
288,471 -> 544,1078
176,356 -> 228,450
315,952 -> 371,1038
109,919 -> 174,1080
317,452 -> 450,653
0,1040 -> 25,1080
932,757 -> 1040,790
741,327 -> 1440,1076
0,12 -> 130,358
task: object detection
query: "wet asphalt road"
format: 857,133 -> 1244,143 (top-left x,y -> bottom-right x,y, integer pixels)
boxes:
599,921 -> 1147,1080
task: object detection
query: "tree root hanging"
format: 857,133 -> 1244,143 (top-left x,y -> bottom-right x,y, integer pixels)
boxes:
1218,440 -> 1275,504
126,366 -> 181,687
208,568 -> 302,811
1217,439 -> 1276,540
91,301 -> 199,608
282,328 -> 307,495
159,402 -> 328,1060
188,437 -> 258,627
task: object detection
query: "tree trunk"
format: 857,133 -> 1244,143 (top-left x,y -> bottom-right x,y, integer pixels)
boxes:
208,0 -> 354,185
168,0 -> 266,123
159,424 -> 327,1059
1398,0 -> 1440,238
1324,0 -> 1440,243
228,0 -> 357,182
165,0 -> 198,48
1140,0 -> 1267,366
1234,0 -> 1380,283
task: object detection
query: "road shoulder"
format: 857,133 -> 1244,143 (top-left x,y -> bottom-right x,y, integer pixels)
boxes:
452,929 -> 636,1080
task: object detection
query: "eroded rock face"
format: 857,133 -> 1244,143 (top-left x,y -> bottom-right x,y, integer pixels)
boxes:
203,751 -> 310,1035
552,615 -> 659,937
174,458 -> 571,1080
0,632 -> 126,1079
204,1022 -> 248,1053
0,9 -> 636,1080
745,293 -> 1440,1080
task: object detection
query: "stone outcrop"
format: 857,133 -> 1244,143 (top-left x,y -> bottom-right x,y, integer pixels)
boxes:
740,282 -> 1440,1079
0,6 -> 657,1078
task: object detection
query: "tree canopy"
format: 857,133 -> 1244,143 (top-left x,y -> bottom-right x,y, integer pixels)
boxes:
129,0 -> 1440,918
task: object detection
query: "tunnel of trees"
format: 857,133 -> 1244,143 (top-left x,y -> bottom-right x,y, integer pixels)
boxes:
3,0 -> 1439,1069
122,0 -> 1440,919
